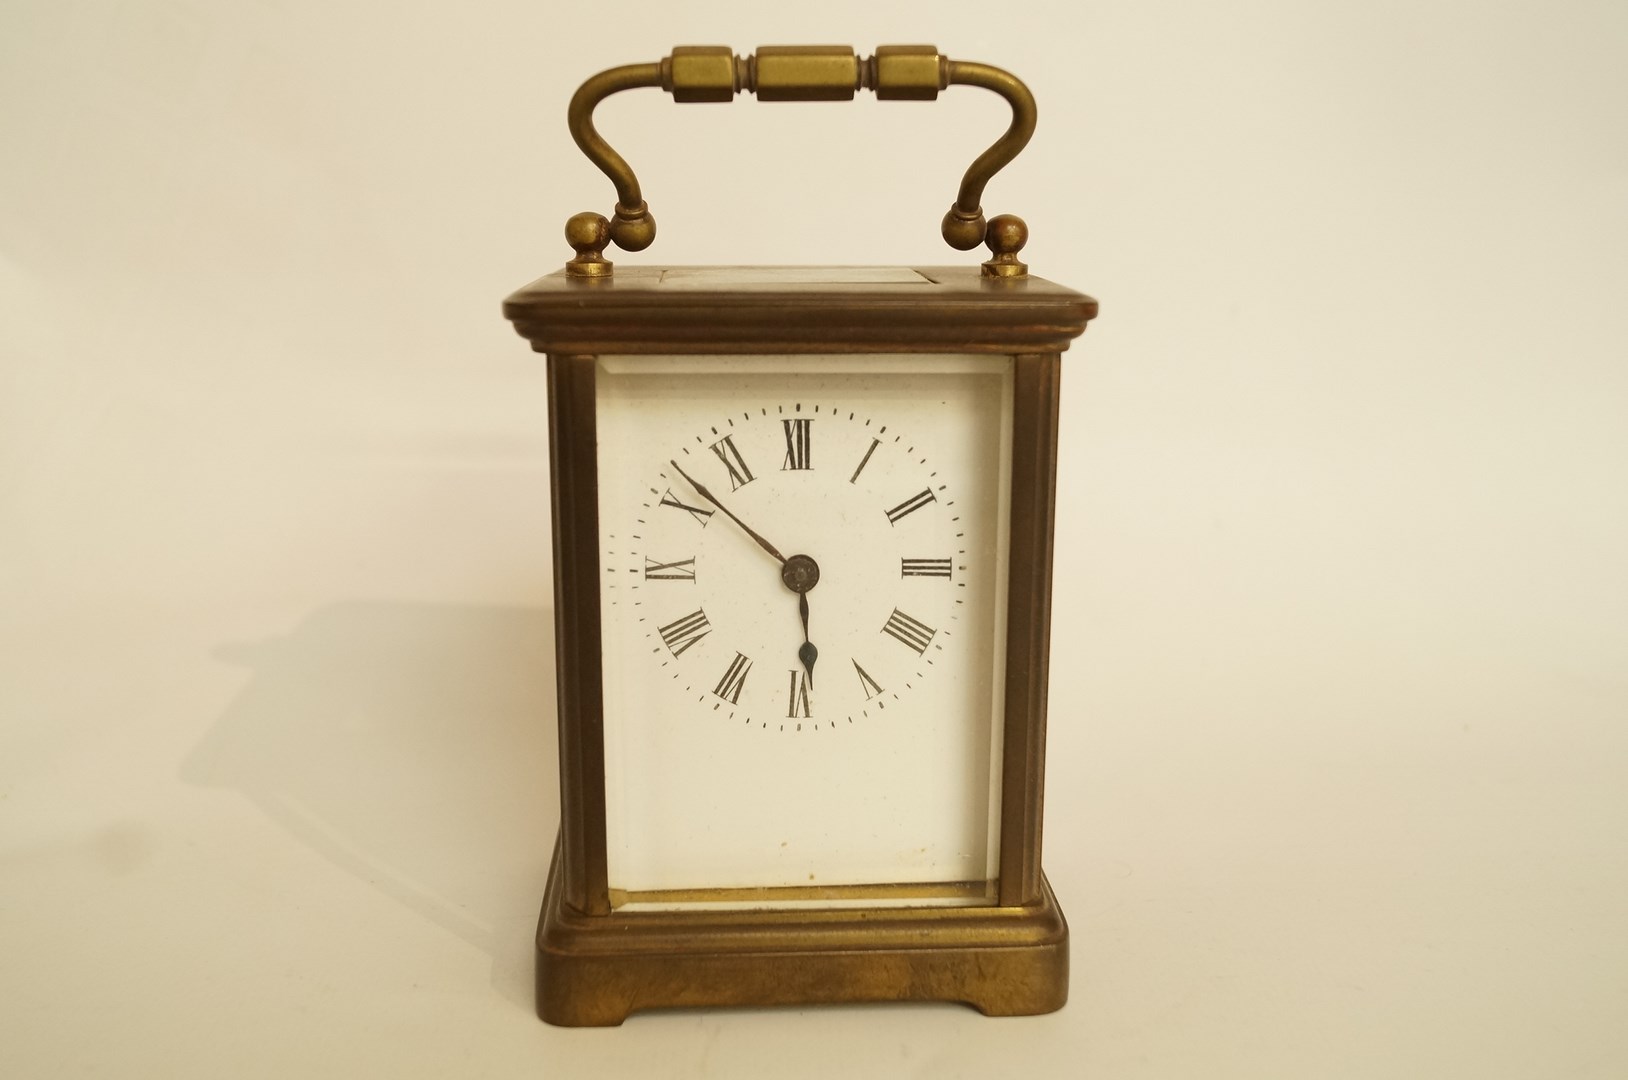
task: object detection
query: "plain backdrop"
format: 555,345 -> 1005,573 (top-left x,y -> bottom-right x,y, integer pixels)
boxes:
3,1 -> 1626,1077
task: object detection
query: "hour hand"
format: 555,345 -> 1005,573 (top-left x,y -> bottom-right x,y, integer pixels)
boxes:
797,592 -> 817,687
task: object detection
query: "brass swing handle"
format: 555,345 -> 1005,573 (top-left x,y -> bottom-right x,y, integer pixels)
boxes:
563,45 -> 1036,279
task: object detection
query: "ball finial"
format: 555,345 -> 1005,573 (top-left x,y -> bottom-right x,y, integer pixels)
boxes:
564,212 -> 613,278
565,212 -> 608,251
981,213 -> 1030,278
985,214 -> 1028,256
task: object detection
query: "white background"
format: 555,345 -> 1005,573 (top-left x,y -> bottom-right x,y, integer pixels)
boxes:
2,1 -> 1625,1076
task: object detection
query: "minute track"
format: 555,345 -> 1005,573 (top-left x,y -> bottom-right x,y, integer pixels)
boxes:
628,401 -> 967,736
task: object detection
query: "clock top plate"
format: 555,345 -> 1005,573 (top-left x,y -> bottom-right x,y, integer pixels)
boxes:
503,266 -> 1098,355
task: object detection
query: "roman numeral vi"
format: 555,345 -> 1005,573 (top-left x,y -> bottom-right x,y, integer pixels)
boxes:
786,669 -> 812,718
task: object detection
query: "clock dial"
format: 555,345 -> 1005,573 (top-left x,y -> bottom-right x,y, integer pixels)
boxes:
596,355 -> 1014,903
624,403 -> 964,734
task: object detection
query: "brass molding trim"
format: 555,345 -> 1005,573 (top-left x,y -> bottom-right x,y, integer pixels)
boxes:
561,45 -> 1039,279
537,836 -> 1070,1025
505,266 -> 1098,356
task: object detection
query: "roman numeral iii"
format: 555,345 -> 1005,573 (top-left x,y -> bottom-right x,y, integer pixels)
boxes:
781,418 -> 812,471
709,435 -> 755,490
901,558 -> 952,578
658,609 -> 712,657
881,608 -> 936,655
644,556 -> 696,581
885,488 -> 936,524
714,652 -> 751,705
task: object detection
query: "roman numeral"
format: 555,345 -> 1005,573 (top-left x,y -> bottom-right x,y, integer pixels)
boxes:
852,660 -> 885,700
901,558 -> 952,578
659,488 -> 714,527
781,418 -> 812,470
643,556 -> 696,581
713,652 -> 751,704
709,434 -> 755,490
849,438 -> 880,484
885,488 -> 936,524
786,669 -> 812,718
658,609 -> 711,657
881,608 -> 936,655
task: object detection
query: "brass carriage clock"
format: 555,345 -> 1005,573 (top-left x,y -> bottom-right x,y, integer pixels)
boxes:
502,45 -> 1097,1026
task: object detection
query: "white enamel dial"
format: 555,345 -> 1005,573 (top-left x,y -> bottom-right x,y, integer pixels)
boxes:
595,355 -> 1014,906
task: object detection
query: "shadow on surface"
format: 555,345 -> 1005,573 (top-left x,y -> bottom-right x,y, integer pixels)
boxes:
182,601 -> 558,1009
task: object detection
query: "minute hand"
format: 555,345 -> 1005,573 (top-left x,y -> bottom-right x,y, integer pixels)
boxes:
668,459 -> 787,565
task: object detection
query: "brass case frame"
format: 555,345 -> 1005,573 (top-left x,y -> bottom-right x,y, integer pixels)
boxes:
505,267 -> 1096,1025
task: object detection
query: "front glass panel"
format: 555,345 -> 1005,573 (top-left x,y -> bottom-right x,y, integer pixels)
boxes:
595,355 -> 1013,910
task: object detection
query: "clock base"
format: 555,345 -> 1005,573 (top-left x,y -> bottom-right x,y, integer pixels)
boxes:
534,834 -> 1069,1026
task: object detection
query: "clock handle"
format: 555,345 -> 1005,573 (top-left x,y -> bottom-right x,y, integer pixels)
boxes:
560,46 -> 1035,280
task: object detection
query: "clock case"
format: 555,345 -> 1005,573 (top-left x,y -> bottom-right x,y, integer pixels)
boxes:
504,266 -> 1096,1025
